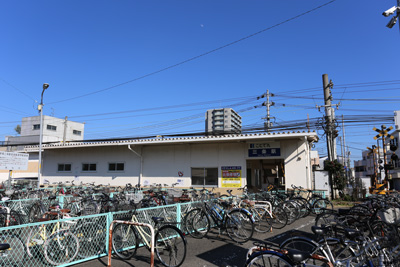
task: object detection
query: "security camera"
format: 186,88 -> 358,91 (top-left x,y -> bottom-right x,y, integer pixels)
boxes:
386,16 -> 398,28
43,83 -> 49,90
382,6 -> 397,17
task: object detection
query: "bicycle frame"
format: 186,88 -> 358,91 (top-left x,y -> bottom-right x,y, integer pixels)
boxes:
203,201 -> 254,228
108,219 -> 155,267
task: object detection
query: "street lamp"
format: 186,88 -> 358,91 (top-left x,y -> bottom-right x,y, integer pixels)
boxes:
37,83 -> 49,189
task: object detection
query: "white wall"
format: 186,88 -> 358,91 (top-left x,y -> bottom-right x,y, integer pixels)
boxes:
43,146 -> 140,186
20,116 -> 84,141
282,139 -> 311,189
41,138 -> 312,188
142,143 -> 246,187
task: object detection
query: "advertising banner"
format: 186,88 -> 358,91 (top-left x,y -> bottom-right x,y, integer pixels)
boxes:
221,166 -> 242,188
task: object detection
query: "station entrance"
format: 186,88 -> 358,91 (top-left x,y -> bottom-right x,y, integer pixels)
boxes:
246,159 -> 285,192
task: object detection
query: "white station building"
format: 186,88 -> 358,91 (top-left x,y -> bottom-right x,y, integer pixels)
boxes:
24,131 -> 319,190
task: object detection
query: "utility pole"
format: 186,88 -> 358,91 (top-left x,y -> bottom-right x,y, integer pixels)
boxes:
259,90 -> 275,132
63,116 -> 68,143
342,115 -> 348,179
317,74 -> 339,199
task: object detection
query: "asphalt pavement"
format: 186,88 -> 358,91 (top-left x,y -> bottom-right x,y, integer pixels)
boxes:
73,215 -> 317,267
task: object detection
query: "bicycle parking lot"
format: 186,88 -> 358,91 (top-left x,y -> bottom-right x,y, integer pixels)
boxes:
1,183 -> 399,267
75,215 -> 317,267
0,183 -> 328,267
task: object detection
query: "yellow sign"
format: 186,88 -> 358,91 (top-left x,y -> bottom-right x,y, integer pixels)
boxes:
221,166 -> 242,188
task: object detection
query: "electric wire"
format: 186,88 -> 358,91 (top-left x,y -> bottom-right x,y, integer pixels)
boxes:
47,0 -> 338,105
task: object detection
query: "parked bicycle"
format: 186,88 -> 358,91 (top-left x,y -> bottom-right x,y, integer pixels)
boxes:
112,210 -> 187,267
184,197 -> 255,243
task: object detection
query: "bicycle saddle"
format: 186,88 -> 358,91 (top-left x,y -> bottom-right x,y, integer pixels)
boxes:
0,244 -> 10,251
286,249 -> 312,263
152,217 -> 164,223
344,228 -> 362,240
311,225 -> 331,236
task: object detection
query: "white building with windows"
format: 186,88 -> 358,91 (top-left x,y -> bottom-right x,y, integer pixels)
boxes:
5,116 -> 84,148
0,116 -> 85,183
205,108 -> 242,135
24,131 -> 319,190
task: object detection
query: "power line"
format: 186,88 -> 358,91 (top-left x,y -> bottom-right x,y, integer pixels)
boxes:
47,0 -> 337,105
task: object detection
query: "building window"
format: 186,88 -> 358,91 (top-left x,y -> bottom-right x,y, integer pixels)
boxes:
58,163 -> 72,172
109,162 -> 124,172
33,124 -> 40,130
47,125 -> 57,131
82,163 -> 97,172
73,130 -> 82,136
191,167 -> 218,186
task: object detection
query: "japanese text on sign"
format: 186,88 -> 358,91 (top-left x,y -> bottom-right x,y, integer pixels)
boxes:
0,152 -> 29,170
221,166 -> 242,188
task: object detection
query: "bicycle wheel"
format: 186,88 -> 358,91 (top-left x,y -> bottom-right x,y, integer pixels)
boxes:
43,230 -> 79,265
26,225 -> 45,258
315,210 -> 338,228
65,202 -> 81,216
28,203 -> 41,223
155,225 -> 187,267
112,223 -> 138,260
225,210 -> 254,243
0,234 -> 25,266
245,251 -> 294,267
82,202 -> 98,215
281,201 -> 299,224
269,206 -> 288,229
75,221 -> 106,258
312,199 -> 333,215
9,210 -> 23,226
0,212 -> 6,227
183,208 -> 210,239
251,207 -> 272,233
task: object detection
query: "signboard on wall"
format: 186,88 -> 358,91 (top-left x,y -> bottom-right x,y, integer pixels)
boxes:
0,152 -> 29,170
221,166 -> 242,188
248,142 -> 281,157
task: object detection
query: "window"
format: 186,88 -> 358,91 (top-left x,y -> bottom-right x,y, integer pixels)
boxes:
109,162 -> 124,172
191,167 -> 218,186
58,163 -> 72,172
82,163 -> 97,172
47,125 -> 57,131
33,124 -> 40,130
73,130 -> 82,136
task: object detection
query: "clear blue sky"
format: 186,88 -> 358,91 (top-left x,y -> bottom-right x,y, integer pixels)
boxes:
1,0 -> 399,163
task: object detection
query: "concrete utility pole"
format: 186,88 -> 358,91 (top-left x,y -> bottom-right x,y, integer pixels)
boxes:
63,116 -> 68,143
342,115 -> 348,179
260,90 -> 275,132
318,74 -> 339,162
316,74 -> 340,199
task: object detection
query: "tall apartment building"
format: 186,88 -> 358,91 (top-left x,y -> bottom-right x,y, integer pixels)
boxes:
205,108 -> 242,135
5,115 -> 85,150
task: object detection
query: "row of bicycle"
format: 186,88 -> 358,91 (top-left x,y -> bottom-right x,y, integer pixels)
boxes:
244,193 -> 400,266
110,187 -> 334,267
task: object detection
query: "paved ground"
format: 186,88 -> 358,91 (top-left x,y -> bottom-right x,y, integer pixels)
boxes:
74,215 -> 318,267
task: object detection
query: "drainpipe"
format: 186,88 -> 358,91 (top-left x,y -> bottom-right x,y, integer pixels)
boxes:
307,137 -> 316,190
128,145 -> 143,186
304,136 -> 310,190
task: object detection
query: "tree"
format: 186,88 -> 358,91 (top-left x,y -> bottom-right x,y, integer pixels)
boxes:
14,125 -> 21,135
324,159 -> 347,196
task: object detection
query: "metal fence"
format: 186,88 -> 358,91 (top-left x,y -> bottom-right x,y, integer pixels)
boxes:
0,197 -> 200,267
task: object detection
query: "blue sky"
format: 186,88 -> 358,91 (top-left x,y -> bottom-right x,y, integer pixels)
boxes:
1,0 -> 399,163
